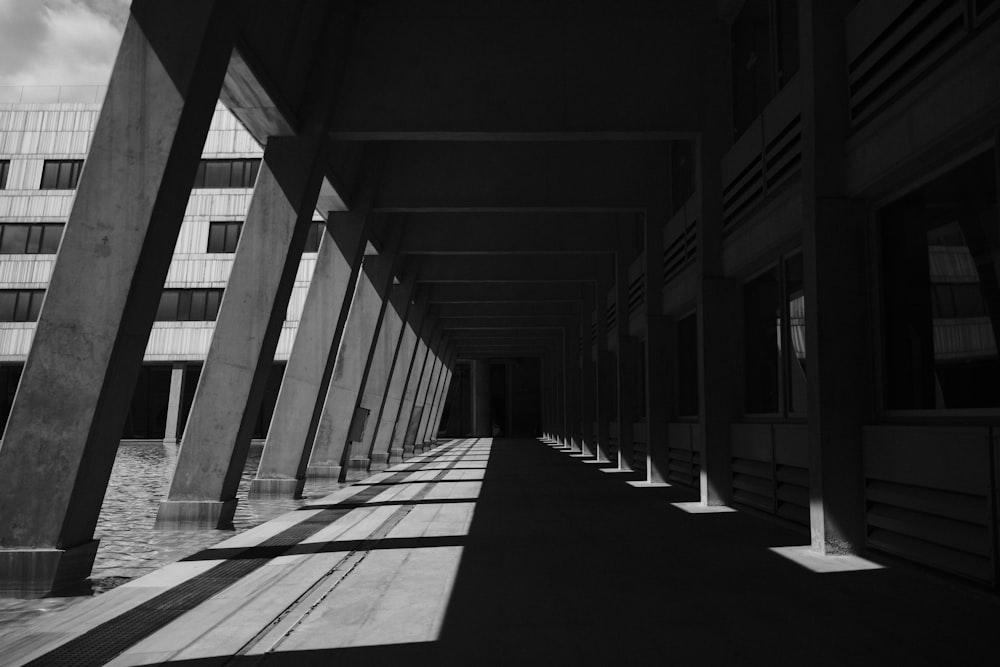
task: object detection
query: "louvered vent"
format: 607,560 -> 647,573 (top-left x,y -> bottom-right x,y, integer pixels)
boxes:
663,219 -> 697,284
628,273 -> 645,314
848,0 -> 973,127
606,302 -> 617,331
722,77 -> 802,231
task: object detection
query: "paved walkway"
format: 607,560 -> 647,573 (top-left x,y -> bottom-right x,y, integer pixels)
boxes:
5,437 -> 1000,665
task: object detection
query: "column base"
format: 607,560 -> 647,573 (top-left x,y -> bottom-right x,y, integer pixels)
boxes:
248,477 -> 305,499
402,444 -> 415,458
306,464 -> 343,479
344,457 -> 370,481
154,499 -> 237,530
0,540 -> 100,598
370,452 -> 389,472
387,447 -> 404,464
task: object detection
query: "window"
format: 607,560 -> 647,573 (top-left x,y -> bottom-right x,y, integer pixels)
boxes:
880,152 -> 999,410
0,363 -> 22,433
731,0 -> 799,139
671,141 -> 695,214
155,289 -> 223,321
303,221 -> 326,253
743,252 -> 806,415
121,364 -> 171,439
677,313 -> 699,416
207,221 -> 242,253
192,159 -> 260,189
0,223 -> 63,254
40,160 -> 83,189
0,160 -> 9,189
0,290 -> 44,322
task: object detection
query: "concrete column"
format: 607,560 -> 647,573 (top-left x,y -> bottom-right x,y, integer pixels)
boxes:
377,296 -> 427,464
415,337 -> 447,449
402,328 -> 441,454
801,0 -> 871,554
471,359 -> 491,436
163,363 -> 187,446
155,134 -> 327,530
423,347 -> 455,445
564,322 -> 583,452
644,205 -> 671,482
358,275 -> 416,472
697,21 -> 739,506
428,352 -> 457,441
249,214 -> 367,498
308,247 -> 397,480
614,249 -> 637,471
390,316 -> 433,459
0,3 -> 233,596
579,286 -> 597,457
594,268 -> 613,461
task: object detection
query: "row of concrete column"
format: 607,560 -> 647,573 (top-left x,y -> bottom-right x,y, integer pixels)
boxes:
0,4 -> 456,597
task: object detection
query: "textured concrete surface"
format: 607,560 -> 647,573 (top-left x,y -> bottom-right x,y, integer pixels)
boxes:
4,437 -> 1000,666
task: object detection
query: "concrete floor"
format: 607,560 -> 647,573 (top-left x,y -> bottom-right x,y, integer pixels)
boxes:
5,437 -> 1000,666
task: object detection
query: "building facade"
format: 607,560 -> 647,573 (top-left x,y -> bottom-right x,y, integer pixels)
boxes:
0,85 -> 321,444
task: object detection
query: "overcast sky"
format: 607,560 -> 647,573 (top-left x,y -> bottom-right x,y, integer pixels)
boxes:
0,0 -> 130,87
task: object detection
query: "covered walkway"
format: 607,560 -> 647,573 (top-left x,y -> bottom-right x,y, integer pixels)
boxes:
6,437 -> 1000,666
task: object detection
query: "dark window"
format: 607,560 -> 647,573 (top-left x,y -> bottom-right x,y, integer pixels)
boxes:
880,152 -> 1000,410
0,160 -> 9,189
303,221 -> 326,253
121,364 -> 172,439
40,160 -> 83,189
0,363 -> 23,433
636,340 -> 647,418
0,290 -> 44,322
671,141 -> 695,214
677,313 -> 699,416
155,288 -> 224,321
743,254 -> 807,415
0,223 -> 63,254
253,363 -> 286,439
192,159 -> 261,189
744,266 -> 781,413
207,221 -> 242,253
731,0 -> 799,139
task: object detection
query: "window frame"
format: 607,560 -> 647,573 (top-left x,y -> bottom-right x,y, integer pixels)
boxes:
0,223 -> 63,254
872,145 -> 1000,420
155,288 -> 225,322
39,159 -> 83,190
0,289 -> 45,322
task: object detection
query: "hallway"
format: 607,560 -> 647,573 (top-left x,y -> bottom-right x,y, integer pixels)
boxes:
6,438 -> 1000,666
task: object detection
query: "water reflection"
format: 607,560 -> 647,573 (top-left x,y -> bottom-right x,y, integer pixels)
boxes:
93,442 -> 345,585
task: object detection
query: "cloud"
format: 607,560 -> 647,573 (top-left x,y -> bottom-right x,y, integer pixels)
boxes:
0,0 -> 130,86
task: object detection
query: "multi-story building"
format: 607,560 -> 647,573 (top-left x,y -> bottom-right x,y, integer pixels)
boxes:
0,85 -> 321,444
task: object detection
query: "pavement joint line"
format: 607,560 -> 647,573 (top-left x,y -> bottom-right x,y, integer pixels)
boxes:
245,443 -> 487,659
23,440 -> 470,667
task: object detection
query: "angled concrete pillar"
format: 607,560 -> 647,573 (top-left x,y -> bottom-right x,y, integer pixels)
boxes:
414,336 -> 447,450
375,295 -> 427,465
248,214 -> 368,498
307,245 -> 397,480
391,316 -> 433,458
471,359 -> 491,436
422,346 -> 454,446
155,134 -> 327,530
428,351 -> 457,442
357,274 -> 416,472
0,2 -> 233,596
163,363 -> 187,446
402,327 -> 441,454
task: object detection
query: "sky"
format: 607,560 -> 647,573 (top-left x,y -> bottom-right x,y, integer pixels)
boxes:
0,0 -> 130,87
